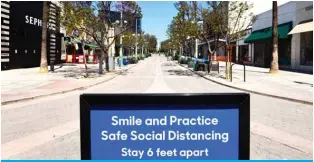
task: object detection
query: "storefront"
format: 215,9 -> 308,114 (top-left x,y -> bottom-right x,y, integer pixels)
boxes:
300,30 -> 313,67
1,1 -> 63,70
63,36 -> 99,64
245,22 -> 292,68
244,1 -> 313,72
233,28 -> 253,65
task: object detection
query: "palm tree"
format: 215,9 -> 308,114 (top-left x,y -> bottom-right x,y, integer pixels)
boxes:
39,1 -> 49,73
270,1 -> 279,73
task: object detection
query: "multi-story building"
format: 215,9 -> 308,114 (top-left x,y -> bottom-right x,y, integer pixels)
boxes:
245,1 -> 313,72
1,1 -> 64,70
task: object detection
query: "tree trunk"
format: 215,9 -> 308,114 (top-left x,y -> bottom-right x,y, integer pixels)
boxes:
225,43 -> 231,79
83,48 -> 88,77
105,55 -> 109,72
99,50 -> 104,74
39,1 -> 49,73
270,1 -> 279,73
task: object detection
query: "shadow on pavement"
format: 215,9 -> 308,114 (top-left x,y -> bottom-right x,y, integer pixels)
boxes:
54,67 -> 106,79
166,69 -> 200,77
294,81 -> 313,87
232,69 -> 269,74
162,63 -> 177,67
119,70 -> 133,76
207,72 -> 226,79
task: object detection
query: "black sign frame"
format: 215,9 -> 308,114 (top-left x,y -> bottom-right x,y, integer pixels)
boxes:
80,93 -> 250,160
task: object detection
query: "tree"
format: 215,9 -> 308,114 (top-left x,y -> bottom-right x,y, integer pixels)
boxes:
197,1 -> 255,78
270,1 -> 279,73
137,31 -> 146,57
122,31 -> 136,56
160,39 -> 171,53
39,1 -> 49,73
61,1 -> 141,74
148,35 -> 157,52
167,2 -> 197,57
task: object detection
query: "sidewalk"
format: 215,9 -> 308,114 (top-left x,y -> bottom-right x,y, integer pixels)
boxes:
1,62 -> 138,105
176,61 -> 313,104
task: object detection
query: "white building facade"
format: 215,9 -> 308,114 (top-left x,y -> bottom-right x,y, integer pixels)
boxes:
245,1 -> 313,72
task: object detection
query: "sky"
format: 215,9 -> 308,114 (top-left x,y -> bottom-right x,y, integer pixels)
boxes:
137,1 -> 178,49
136,1 -> 291,49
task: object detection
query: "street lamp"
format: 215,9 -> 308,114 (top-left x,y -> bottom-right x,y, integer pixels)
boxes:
189,20 -> 204,59
117,15 -> 128,67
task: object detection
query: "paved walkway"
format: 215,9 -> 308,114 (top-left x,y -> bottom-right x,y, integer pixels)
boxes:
2,55 -> 312,160
1,62 -> 138,105
177,61 -> 313,104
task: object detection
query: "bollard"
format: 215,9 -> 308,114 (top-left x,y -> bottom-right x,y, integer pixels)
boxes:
50,61 -> 54,72
230,63 -> 235,82
218,62 -> 219,74
244,64 -> 246,82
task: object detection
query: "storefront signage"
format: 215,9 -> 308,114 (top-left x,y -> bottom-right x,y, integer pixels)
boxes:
25,15 -> 54,30
80,93 -> 250,160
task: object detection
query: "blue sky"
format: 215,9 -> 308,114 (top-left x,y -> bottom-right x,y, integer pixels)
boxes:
137,1 -> 178,48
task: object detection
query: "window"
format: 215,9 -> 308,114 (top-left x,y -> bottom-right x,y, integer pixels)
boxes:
66,45 -> 75,54
300,31 -> 313,66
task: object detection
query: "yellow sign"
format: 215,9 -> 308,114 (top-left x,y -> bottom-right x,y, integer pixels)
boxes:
67,55 -> 73,62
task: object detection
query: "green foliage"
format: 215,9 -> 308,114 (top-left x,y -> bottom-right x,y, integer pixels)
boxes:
172,54 -> 179,60
122,31 -> 136,49
166,1 -> 255,56
144,34 -> 157,52
160,39 -> 171,52
60,1 -> 141,54
199,1 -> 255,43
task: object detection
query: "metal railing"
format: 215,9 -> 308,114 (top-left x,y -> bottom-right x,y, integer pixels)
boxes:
230,63 -> 246,82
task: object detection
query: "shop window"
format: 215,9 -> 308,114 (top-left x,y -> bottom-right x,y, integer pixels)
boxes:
300,31 -> 313,66
278,39 -> 291,66
76,43 -> 84,54
66,45 -> 75,54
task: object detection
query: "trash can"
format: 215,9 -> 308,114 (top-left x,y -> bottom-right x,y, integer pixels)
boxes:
188,61 -> 193,68
123,58 -> 128,65
192,58 -> 198,70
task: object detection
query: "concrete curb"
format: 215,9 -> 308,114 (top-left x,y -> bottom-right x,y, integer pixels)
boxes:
176,62 -> 313,105
1,63 -> 139,106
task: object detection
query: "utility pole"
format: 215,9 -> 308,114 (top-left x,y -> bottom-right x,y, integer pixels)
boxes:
119,1 -> 123,67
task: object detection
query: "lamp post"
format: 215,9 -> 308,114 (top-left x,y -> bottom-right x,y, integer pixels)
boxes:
118,2 -> 128,67
119,4 -> 123,67
132,33 -> 139,59
117,19 -> 128,67
190,20 -> 203,59
135,17 -> 138,61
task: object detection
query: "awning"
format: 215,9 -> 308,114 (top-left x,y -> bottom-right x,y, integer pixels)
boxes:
86,43 -> 98,48
288,21 -> 313,35
244,22 -> 292,43
73,37 -> 81,43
